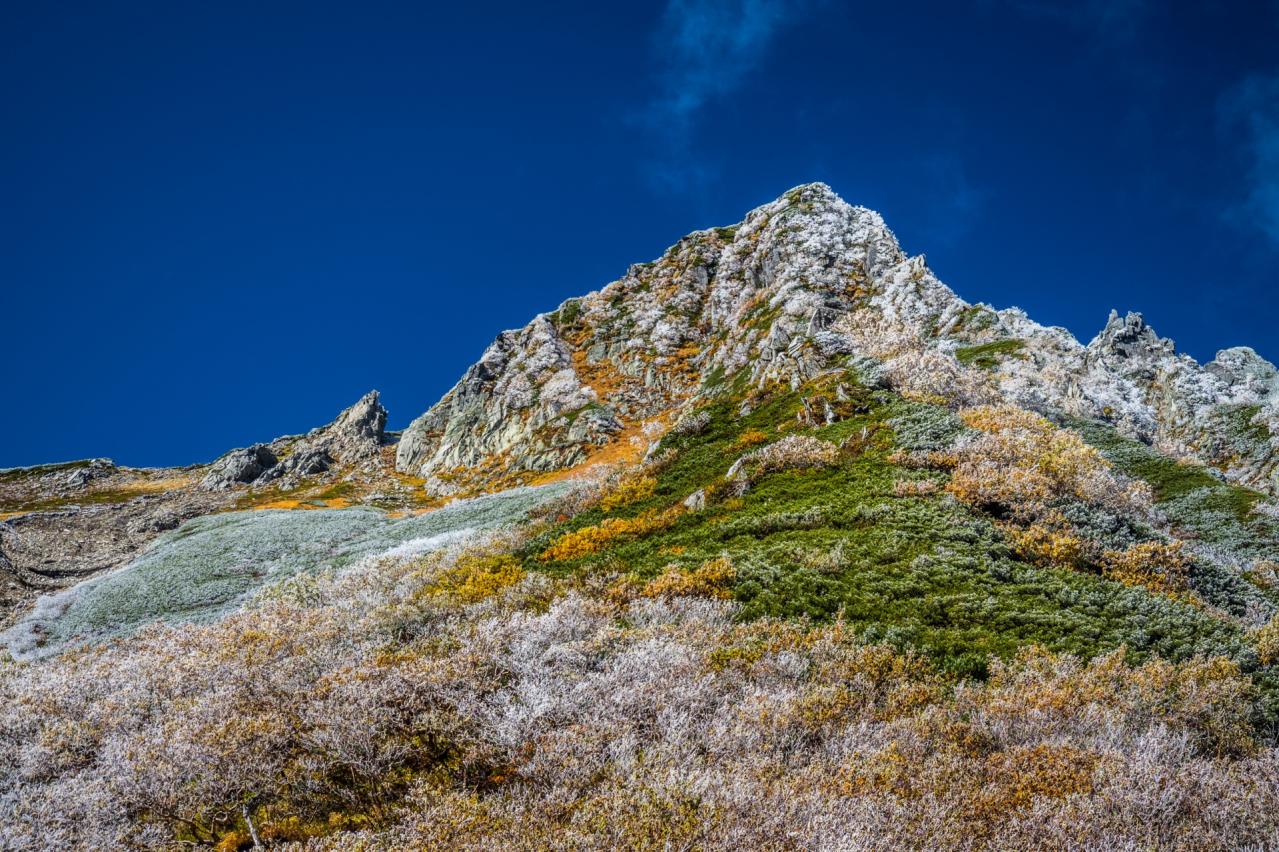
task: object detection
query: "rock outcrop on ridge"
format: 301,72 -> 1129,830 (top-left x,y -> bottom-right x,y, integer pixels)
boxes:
396,183 -> 1279,497
202,390 -> 388,490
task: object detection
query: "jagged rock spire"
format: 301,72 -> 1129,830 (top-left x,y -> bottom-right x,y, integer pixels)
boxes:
202,390 -> 388,490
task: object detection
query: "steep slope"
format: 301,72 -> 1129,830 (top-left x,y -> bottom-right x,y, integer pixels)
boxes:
397,183 -> 1278,497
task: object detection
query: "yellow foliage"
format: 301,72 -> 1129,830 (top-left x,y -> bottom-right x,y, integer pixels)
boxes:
641,556 -> 736,599
1253,614 -> 1279,665
1101,541 -> 1193,599
599,474 -> 657,512
422,553 -> 526,604
539,507 -> 684,562
1002,515 -> 1085,569
732,429 -> 769,450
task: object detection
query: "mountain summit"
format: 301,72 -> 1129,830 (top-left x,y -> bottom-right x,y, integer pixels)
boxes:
396,183 -> 1278,497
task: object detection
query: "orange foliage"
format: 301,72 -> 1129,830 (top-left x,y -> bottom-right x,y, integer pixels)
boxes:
732,429 -> 769,450
641,556 -> 736,599
1101,541 -> 1193,599
539,506 -> 685,562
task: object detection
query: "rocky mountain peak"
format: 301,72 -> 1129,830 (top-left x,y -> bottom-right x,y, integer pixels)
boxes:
1207,347 -> 1279,396
392,184 -> 1279,497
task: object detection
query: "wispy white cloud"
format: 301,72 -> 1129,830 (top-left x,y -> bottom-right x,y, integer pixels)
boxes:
650,0 -> 804,129
640,0 -> 815,189
1220,72 -> 1279,249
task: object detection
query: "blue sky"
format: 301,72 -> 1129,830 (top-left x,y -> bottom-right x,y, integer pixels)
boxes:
3,0 -> 1278,467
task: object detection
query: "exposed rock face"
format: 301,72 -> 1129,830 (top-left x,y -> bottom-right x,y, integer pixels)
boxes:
397,182 -> 1279,496
397,317 -> 621,478
317,389 -> 388,467
398,184 -> 902,480
0,489 -> 229,629
1,392 -> 394,626
200,445 -> 279,490
64,459 -> 113,489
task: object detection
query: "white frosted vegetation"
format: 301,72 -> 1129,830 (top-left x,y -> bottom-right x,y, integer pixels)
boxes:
2,558 -> 1273,850
4,484 -> 569,659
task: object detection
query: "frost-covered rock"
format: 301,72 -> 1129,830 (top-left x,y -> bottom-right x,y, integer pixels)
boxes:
396,316 -> 620,477
394,182 -> 1279,496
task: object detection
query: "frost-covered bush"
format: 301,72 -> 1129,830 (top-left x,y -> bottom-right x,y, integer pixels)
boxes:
1162,487 -> 1279,564
670,408 -> 711,436
948,405 -> 1151,519
726,435 -> 840,484
835,307 -> 1001,408
888,402 -> 967,451
1050,498 -> 1155,553
883,347 -> 1002,408
2,540 -> 1277,850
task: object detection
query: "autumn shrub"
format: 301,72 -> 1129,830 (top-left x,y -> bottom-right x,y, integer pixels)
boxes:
420,552 -> 525,605
640,556 -> 736,599
1001,514 -> 1086,569
731,429 -> 769,450
1253,614 -> 1279,665
538,506 -> 684,562
599,474 -> 657,512
947,405 -> 1151,519
1102,540 -> 1194,599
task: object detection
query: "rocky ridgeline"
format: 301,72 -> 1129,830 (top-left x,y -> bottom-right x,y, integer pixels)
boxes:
395,183 -> 1279,496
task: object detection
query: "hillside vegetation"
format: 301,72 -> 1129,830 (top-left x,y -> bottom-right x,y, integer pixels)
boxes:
5,363 -> 1279,850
